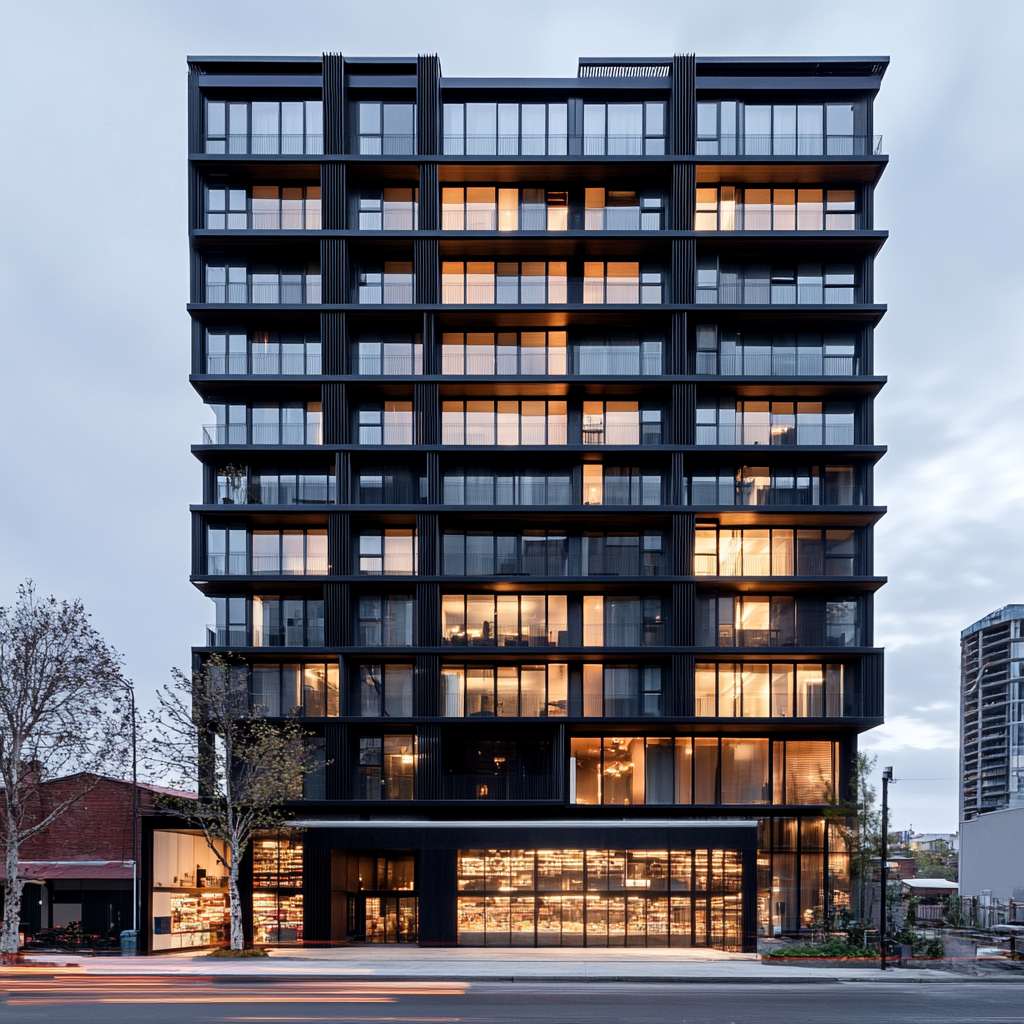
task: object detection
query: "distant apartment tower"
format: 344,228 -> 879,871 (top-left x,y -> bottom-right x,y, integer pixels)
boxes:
167,52 -> 890,954
960,606 -> 1024,819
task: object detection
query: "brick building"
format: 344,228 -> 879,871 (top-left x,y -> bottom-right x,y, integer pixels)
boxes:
2,774 -> 191,939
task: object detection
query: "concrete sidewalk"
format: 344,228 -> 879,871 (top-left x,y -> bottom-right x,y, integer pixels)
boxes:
7,945 -> 1011,984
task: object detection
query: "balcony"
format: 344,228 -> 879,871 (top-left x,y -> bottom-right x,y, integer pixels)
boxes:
205,625 -> 248,647
583,623 -> 666,647
443,774 -> 557,801
357,269 -> 415,305
251,553 -> 329,576
205,268 -> 321,305
696,134 -> 883,156
253,625 -> 325,647
687,478 -> 863,507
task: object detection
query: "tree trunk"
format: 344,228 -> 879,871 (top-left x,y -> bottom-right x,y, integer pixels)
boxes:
228,848 -> 244,950
2,831 -> 25,956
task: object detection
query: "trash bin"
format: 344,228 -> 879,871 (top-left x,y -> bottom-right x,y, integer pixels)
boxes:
900,943 -> 913,962
120,930 -> 138,955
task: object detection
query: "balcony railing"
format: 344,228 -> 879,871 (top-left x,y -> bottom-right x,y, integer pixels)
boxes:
351,771 -> 415,801
206,554 -> 248,576
351,134 -> 417,155
205,625 -> 248,647
695,349 -> 858,376
251,554 -> 329,575
253,625 -> 325,647
687,481 -> 863,507
443,774 -> 557,800
583,624 -> 666,647
357,280 -> 416,304
695,134 -> 883,156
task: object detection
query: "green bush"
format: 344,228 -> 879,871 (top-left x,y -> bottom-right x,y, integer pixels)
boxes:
204,946 -> 269,958
764,938 -> 879,959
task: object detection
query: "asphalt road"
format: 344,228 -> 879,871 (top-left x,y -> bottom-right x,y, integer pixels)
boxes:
1,978 -> 1023,1023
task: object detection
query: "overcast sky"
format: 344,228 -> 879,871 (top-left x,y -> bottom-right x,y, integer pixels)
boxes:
3,0 -> 1021,833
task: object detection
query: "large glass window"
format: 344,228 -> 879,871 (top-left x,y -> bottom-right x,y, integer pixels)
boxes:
353,187 -> 419,230
442,400 -> 567,446
206,527 -> 247,575
694,327 -> 858,377
442,262 -> 567,305
250,662 -> 339,717
583,102 -> 665,155
696,259 -> 856,305
695,662 -> 848,718
357,263 -> 415,304
250,596 -> 324,647
580,665 -> 664,716
441,663 -> 569,717
582,466 -> 663,506
696,101 -> 870,156
350,664 -> 414,717
685,465 -> 862,507
356,734 -> 416,799
358,402 -> 414,445
443,101 -> 568,155
582,598 -> 664,647
206,185 -> 321,231
695,187 -> 857,231
694,526 -> 857,577
357,530 -> 417,576
354,101 -> 416,155
206,330 -> 321,376
354,333 -> 422,375
695,399 -> 856,446
582,402 -> 661,445
441,594 -> 568,647
205,99 -> 323,154
250,529 -> 329,575
357,596 -> 415,646
695,595 -> 862,648
442,467 -> 574,507
442,331 -> 567,376
583,263 -> 662,304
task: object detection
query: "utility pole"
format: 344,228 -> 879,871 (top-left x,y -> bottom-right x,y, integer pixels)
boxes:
880,765 -> 894,971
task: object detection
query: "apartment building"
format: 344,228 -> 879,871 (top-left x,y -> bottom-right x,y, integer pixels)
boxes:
166,52 -> 889,953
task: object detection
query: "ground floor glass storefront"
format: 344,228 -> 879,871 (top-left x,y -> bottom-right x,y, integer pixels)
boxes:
456,849 -> 743,949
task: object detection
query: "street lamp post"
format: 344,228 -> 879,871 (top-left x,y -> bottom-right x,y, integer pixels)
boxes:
880,765 -> 894,971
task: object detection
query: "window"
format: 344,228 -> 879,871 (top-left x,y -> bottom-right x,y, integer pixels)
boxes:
206,527 -> 247,575
205,99 -> 323,155
251,529 -> 328,575
442,262 -> 567,305
353,187 -> 419,230
351,665 -> 414,717
442,594 -> 568,647
579,665 -> 664,718
443,101 -> 568,155
357,263 -> 415,304
358,402 -> 414,445
441,187 -> 569,231
355,465 -> 425,505
685,465 -> 862,507
696,260 -> 857,305
206,185 -> 321,231
583,102 -> 665,155
583,262 -> 661,304
236,468 -> 335,505
358,530 -> 417,576
205,264 -> 247,304
208,595 -> 247,647
442,331 -> 567,376
695,400 -> 856,446
205,263 -> 321,305
693,327 -> 858,377
582,403 -> 661,445
583,598 -> 664,647
357,596 -> 415,646
584,189 -> 663,231
205,401 -> 320,445
442,401 -> 567,446
354,333 -> 423,375
356,734 -> 416,799
250,663 -> 339,718
251,596 -> 324,647
441,664 -> 569,717
696,101 -> 867,156
574,334 -> 663,375
207,330 -> 321,376
695,187 -> 858,231
442,467 -> 573,507
581,465 -> 659,507
694,526 -> 858,577
773,741 -> 839,805
695,663 -> 846,718
695,595 -> 862,648
354,101 -> 416,155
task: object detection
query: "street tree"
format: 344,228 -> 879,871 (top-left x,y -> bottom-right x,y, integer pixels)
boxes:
0,581 -> 129,957
146,657 -> 316,950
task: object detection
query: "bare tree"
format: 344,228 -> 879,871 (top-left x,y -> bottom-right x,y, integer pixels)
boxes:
146,657 -> 316,950
0,581 -> 130,957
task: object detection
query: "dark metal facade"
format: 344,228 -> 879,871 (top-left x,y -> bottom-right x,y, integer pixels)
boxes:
185,53 -> 889,951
